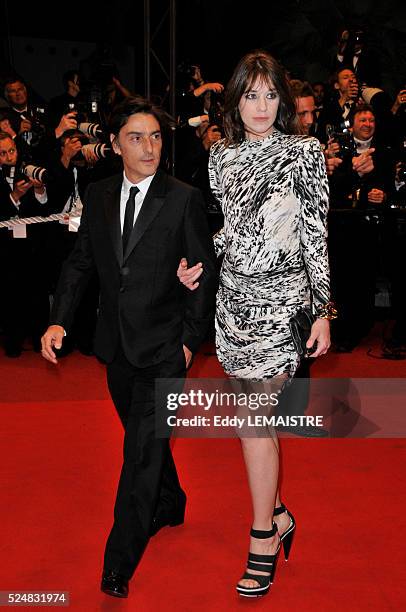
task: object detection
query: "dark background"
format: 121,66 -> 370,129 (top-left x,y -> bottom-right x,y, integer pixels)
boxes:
1,0 -> 406,100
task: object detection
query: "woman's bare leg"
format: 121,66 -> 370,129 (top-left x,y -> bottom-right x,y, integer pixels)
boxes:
237,375 -> 291,589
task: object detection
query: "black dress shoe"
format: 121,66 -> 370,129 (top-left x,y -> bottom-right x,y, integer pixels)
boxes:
100,570 -> 129,598
277,424 -> 329,437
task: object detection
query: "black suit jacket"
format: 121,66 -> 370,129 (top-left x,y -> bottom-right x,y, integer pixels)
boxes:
50,169 -> 218,366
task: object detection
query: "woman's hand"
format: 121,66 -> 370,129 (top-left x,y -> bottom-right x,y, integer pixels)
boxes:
306,318 -> 330,358
177,258 -> 203,290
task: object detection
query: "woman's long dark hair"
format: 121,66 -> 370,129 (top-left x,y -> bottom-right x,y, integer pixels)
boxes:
223,50 -> 302,146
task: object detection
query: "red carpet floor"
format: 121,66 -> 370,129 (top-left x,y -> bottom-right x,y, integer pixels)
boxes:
1,323 -> 405,611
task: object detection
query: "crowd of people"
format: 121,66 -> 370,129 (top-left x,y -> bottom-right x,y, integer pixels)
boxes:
0,29 -> 406,359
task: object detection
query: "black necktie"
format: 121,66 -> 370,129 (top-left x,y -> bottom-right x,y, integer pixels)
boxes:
122,186 -> 139,254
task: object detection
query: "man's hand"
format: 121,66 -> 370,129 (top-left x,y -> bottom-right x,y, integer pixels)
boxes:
41,325 -> 65,364
194,82 -> 224,97
61,136 -> 82,167
352,148 -> 375,176
183,345 -> 193,369
201,125 -> 222,151
19,118 -> 32,134
81,144 -> 98,166
306,319 -> 330,358
55,112 -> 78,139
391,89 -> 406,114
325,137 -> 340,159
368,188 -> 385,204
31,178 -> 46,195
324,154 -> 343,176
11,179 -> 33,201
177,258 -> 203,290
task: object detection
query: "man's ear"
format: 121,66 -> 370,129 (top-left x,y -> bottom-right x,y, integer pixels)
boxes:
334,82 -> 339,91
111,134 -> 121,155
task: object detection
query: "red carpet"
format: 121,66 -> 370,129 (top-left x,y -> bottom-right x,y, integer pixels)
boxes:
1,323 -> 405,610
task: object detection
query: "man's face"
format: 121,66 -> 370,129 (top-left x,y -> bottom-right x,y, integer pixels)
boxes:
313,84 -> 324,105
0,137 -> 18,166
5,81 -> 28,109
111,113 -> 162,182
296,96 -> 315,134
335,69 -> 357,95
352,111 -> 375,141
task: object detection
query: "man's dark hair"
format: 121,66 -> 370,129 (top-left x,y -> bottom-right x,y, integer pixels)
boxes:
0,130 -> 14,143
350,103 -> 375,125
3,76 -> 26,92
332,66 -> 356,84
0,109 -> 14,122
290,79 -> 314,100
109,96 -> 174,140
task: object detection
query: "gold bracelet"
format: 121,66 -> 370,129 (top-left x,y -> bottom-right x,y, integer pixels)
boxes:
316,301 -> 338,320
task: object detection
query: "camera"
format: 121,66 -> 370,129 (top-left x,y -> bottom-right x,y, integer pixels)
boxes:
208,92 -> 224,131
334,132 -> 356,160
326,121 -> 356,161
353,30 -> 364,46
81,143 -> 111,160
397,162 -> 406,183
22,163 -> 48,183
20,106 -> 47,146
78,122 -> 104,139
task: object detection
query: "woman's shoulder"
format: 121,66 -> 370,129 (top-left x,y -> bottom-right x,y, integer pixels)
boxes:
209,137 -> 240,164
209,137 -> 229,158
279,133 -> 321,151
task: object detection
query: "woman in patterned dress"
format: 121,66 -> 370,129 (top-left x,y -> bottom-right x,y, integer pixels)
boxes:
178,50 -> 333,597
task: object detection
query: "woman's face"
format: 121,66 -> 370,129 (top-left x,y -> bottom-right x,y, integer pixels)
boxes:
238,78 -> 280,140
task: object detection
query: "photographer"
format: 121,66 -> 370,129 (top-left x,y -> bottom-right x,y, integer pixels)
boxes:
326,105 -> 395,352
48,70 -> 82,129
0,132 -> 51,357
327,104 -> 395,207
2,77 -> 53,159
176,61 -> 224,127
43,129 -> 116,355
320,67 -> 361,143
333,28 -> 381,88
3,76 -> 81,165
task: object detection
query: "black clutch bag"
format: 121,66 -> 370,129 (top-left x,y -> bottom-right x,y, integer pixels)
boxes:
289,307 -> 317,357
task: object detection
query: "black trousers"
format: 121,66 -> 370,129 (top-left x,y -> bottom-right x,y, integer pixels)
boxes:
104,343 -> 186,578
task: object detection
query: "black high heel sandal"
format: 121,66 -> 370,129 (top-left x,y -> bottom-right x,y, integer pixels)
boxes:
236,522 -> 280,598
274,503 -> 296,561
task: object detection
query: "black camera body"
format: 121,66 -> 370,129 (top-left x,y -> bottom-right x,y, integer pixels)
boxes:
208,92 -> 224,135
327,121 -> 356,161
334,131 -> 357,160
20,106 -> 47,147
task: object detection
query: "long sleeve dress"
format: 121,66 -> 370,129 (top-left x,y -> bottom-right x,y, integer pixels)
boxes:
208,129 -> 330,379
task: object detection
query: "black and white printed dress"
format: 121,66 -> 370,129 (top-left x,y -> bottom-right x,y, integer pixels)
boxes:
208,129 -> 330,379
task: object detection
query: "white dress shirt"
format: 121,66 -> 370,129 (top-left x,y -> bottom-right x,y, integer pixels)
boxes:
120,172 -> 155,233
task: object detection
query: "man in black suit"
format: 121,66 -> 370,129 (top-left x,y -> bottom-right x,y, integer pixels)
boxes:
41,97 -> 217,598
